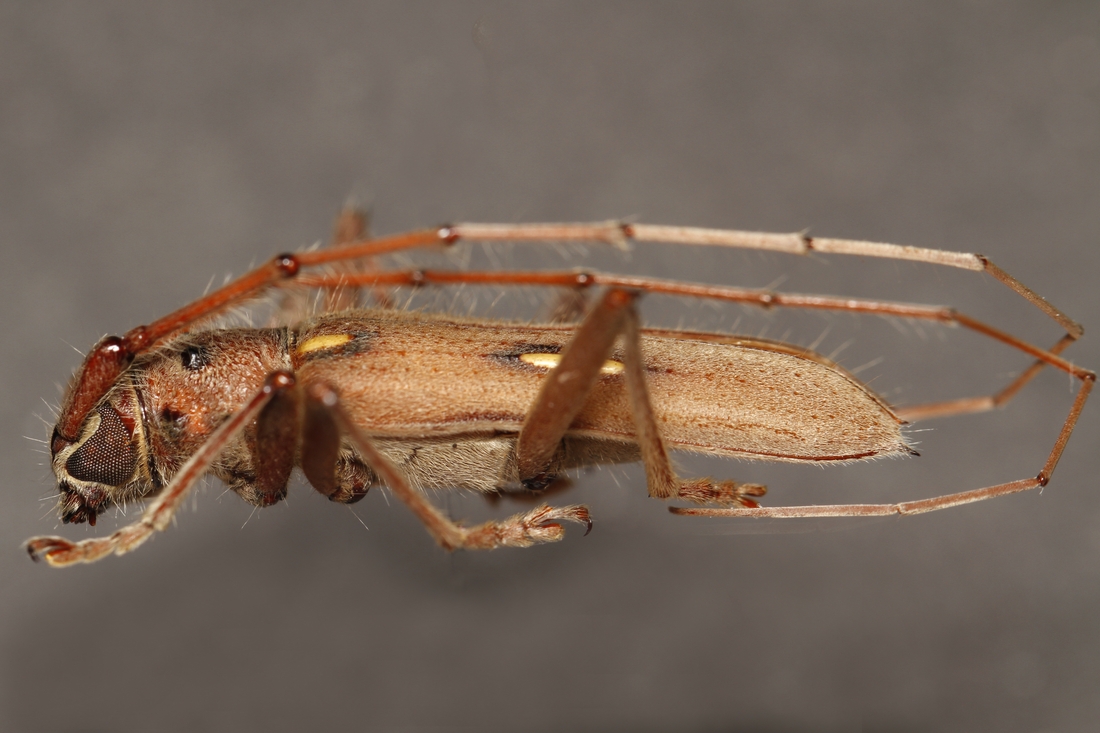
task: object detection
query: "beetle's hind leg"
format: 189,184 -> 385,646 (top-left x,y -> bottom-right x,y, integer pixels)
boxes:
618,304 -> 768,507
515,288 -> 768,509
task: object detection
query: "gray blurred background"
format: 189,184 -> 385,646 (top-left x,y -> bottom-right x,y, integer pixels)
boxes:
3,3 -> 1099,731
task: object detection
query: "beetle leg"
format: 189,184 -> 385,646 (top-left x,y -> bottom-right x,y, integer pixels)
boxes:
515,289 -> 638,487
323,206 -> 371,313
307,382 -> 591,550
300,388 -> 371,504
27,372 -> 297,566
543,285 -> 590,324
236,379 -> 300,507
270,206 -> 377,327
513,287 -> 767,507
486,476 -> 575,506
320,205 -> 395,312
673,370 -> 1094,518
617,306 -> 767,507
894,333 -> 1077,423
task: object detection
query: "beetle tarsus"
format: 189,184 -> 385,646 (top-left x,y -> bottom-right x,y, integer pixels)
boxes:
463,504 -> 592,549
677,478 -> 768,507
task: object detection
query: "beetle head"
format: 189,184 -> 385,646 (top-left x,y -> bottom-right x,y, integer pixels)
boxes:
50,383 -> 147,526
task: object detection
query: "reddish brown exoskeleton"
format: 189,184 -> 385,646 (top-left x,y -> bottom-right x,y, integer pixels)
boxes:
26,210 -> 1094,566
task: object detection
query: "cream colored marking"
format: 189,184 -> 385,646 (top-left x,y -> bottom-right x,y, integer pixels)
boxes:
298,333 -> 354,354
520,352 -> 625,375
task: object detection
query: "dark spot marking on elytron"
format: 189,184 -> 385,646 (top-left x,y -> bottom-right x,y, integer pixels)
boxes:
447,410 -> 526,425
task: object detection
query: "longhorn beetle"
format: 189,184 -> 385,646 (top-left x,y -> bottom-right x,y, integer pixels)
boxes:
26,209 -> 1094,566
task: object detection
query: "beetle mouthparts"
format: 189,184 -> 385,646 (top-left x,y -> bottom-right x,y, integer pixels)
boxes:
58,483 -> 104,526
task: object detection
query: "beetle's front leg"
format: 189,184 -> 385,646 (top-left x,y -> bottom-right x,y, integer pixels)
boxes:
305,383 -> 590,550
27,372 -> 296,566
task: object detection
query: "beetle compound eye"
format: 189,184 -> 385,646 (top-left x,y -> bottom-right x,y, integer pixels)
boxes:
65,405 -> 137,486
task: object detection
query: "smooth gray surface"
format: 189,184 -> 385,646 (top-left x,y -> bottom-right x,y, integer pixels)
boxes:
3,3 -> 1099,731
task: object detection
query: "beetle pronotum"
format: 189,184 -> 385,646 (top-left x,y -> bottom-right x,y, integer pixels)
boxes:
26,210 -> 1093,566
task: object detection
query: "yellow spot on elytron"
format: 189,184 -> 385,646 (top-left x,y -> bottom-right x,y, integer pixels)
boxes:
298,333 -> 353,354
519,352 -> 624,375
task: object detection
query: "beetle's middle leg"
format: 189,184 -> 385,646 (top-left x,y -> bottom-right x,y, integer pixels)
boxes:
515,288 -> 765,508
304,383 -> 590,550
